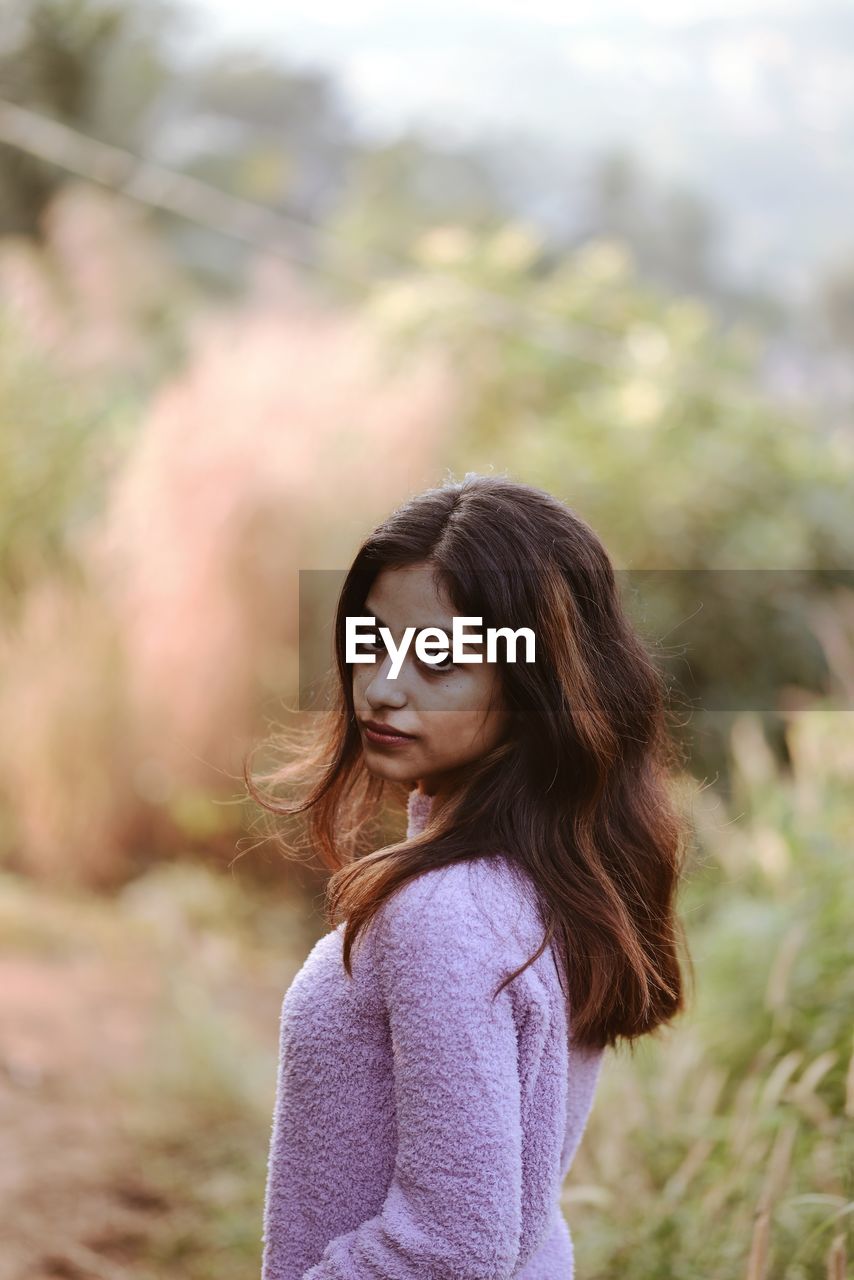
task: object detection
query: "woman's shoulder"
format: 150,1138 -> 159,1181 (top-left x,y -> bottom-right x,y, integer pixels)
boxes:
373,854 -> 549,970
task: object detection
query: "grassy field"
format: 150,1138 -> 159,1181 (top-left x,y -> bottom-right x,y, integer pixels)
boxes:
0,712 -> 850,1280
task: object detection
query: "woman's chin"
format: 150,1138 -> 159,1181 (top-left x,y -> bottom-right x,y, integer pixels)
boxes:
364,754 -> 419,781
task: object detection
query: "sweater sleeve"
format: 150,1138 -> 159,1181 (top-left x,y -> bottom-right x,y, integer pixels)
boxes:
302,863 -> 525,1280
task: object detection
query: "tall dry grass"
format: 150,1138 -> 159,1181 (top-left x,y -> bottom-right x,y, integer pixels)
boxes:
28,702 -> 840,1280
564,706 -> 853,1280
0,186 -> 459,884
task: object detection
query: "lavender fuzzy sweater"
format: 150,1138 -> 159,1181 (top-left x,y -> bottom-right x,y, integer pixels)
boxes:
261,787 -> 605,1279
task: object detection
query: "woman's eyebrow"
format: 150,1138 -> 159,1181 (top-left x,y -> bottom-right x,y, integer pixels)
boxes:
366,608 -> 453,636
363,604 -> 388,629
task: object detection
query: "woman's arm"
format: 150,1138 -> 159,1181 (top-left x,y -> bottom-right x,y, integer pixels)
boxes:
303,864 -> 525,1280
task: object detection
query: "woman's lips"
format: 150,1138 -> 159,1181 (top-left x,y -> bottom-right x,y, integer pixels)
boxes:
362,724 -> 417,748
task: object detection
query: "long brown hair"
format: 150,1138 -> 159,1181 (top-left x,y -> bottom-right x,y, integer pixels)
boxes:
244,474 -> 694,1052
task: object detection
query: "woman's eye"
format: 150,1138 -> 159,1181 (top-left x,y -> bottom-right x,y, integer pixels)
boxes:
361,638 -> 453,672
421,657 -> 455,674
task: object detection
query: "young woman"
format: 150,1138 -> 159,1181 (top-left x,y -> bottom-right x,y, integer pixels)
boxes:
247,473 -> 692,1280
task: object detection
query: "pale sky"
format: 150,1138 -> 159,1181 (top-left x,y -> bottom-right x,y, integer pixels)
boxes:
172,0 -> 853,301
173,0 -> 846,160
176,0 -> 825,147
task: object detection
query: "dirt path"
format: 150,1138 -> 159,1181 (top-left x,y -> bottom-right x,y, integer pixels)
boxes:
0,949 -> 169,1280
0,871 -> 306,1280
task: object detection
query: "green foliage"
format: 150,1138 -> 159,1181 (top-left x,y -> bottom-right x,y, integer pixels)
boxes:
571,710 -> 853,1279
363,224 -> 854,785
367,224 -> 854,572
0,311 -> 130,610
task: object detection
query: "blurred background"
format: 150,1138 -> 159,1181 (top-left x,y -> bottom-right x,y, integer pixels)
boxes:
0,1 -> 852,1276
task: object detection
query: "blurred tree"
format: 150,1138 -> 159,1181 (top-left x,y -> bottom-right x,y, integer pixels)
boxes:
149,49 -> 361,288
815,253 -> 854,350
586,148 -> 643,242
316,130 -> 512,292
362,223 -> 854,786
580,146 -> 723,301
649,184 -> 720,295
172,51 -> 354,215
0,0 -> 177,235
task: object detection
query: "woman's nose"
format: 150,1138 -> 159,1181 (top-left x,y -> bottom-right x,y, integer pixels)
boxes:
366,654 -> 408,706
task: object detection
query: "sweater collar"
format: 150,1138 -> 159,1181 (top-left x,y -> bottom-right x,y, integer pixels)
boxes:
406,787 -> 434,838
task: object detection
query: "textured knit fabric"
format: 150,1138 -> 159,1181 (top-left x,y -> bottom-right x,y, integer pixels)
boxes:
260,787 -> 605,1280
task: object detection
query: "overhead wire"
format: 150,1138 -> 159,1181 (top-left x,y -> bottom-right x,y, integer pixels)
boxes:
0,96 -> 783,410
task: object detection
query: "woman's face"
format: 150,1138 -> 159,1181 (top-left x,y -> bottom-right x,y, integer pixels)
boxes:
351,563 -> 510,800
